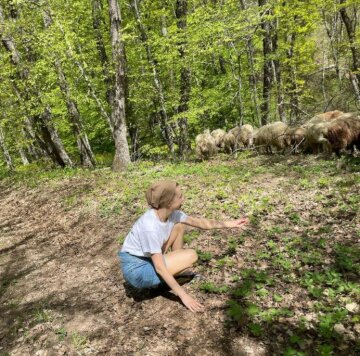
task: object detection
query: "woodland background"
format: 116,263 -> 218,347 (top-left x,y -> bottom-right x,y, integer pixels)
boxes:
0,0 -> 360,171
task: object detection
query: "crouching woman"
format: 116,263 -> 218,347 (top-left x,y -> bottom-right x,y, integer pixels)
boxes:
119,180 -> 248,312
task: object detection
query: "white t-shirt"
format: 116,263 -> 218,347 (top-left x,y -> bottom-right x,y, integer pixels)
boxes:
121,209 -> 188,257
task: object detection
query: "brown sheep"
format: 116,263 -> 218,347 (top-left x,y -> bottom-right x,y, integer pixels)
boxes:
304,121 -> 332,154
195,129 -> 217,160
254,121 -> 289,154
303,110 -> 344,128
324,115 -> 360,156
286,127 -> 306,153
210,129 -> 226,149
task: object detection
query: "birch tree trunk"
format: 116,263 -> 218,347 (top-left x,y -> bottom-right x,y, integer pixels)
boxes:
131,0 -> 175,154
0,126 -> 15,170
176,0 -> 191,158
108,0 -> 131,171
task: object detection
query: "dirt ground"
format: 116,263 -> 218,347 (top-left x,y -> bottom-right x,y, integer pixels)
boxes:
0,177 -> 268,356
0,156 -> 359,355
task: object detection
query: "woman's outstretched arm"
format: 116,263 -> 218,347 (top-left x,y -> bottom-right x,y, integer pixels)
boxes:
182,216 -> 249,230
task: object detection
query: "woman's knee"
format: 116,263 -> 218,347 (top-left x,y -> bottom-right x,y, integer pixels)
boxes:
187,249 -> 198,264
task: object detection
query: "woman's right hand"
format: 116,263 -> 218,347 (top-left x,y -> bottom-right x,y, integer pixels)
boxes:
180,293 -> 204,312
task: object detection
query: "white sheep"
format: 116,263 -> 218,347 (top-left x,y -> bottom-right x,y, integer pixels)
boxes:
195,130 -> 217,160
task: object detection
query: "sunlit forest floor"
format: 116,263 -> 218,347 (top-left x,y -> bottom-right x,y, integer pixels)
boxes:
0,153 -> 359,355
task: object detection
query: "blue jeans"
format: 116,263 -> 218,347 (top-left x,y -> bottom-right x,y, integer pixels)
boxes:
119,252 -> 165,289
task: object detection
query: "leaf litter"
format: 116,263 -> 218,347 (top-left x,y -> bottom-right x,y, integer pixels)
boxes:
0,154 -> 359,355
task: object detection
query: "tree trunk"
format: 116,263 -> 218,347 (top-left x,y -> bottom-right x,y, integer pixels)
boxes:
228,41 -> 244,126
131,0 -> 175,154
0,126 -> 15,170
18,147 -> 29,165
43,9 -> 95,168
339,0 -> 360,82
271,18 -> 286,123
34,107 -> 74,167
239,0 -> 260,125
339,0 -> 360,105
236,54 -> 244,126
287,31 -> 300,124
258,0 -> 272,126
322,10 -> 342,83
176,0 -> 191,158
0,4 -> 72,167
92,0 -> 114,106
108,0 -> 131,171
54,59 -> 96,168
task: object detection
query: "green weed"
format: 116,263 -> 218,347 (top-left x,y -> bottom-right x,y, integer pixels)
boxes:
196,250 -> 213,263
33,309 -> 52,323
184,230 -> 200,244
71,332 -> 88,349
248,323 -> 263,337
56,327 -> 68,341
199,281 -> 229,294
318,308 -> 348,339
216,256 -> 235,269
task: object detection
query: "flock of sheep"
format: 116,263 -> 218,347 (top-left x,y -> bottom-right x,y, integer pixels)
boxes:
195,110 -> 360,159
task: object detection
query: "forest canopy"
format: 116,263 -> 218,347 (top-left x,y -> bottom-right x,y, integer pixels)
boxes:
0,0 -> 359,170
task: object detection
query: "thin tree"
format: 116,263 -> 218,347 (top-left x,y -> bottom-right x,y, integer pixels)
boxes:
258,0 -> 273,126
0,126 -> 15,170
339,0 -> 360,105
131,0 -> 175,154
239,0 -> 261,126
0,4 -> 73,167
271,16 -> 286,123
108,0 -> 131,171
92,0 -> 114,106
175,0 -> 191,158
42,8 -> 96,168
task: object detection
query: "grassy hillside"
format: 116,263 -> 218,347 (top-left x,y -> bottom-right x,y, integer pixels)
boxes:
0,153 -> 359,355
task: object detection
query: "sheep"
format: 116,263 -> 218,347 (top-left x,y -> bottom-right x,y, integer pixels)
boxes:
223,132 -> 236,153
229,124 -> 254,150
239,124 -> 254,148
303,110 -> 344,128
303,121 -> 332,154
323,114 -> 360,156
195,129 -> 217,160
285,127 -> 307,153
254,121 -> 290,154
210,129 -> 226,150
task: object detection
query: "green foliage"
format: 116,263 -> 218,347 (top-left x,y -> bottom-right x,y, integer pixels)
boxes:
55,327 -> 68,341
71,331 -> 88,349
196,249 -> 213,263
199,281 -> 229,294
318,308 -> 348,339
1,0 -> 360,168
